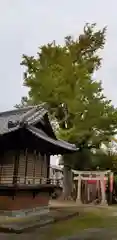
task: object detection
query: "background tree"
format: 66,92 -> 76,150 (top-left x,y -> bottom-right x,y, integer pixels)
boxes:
19,23 -> 117,198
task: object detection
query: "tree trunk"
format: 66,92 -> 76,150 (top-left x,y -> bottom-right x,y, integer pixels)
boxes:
62,165 -> 73,200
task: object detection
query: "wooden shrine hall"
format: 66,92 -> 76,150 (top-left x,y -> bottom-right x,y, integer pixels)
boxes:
0,104 -> 77,216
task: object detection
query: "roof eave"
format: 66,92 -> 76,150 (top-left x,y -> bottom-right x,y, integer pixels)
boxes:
27,125 -> 78,154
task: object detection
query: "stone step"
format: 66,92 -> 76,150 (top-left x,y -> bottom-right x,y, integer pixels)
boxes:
0,209 -> 79,233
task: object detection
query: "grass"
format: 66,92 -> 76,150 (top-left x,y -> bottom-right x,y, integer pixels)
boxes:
38,210 -> 117,240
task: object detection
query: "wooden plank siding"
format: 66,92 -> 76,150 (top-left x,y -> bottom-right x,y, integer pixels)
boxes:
0,151 -> 14,184
0,151 -> 48,184
35,153 -> 43,184
18,151 -> 26,184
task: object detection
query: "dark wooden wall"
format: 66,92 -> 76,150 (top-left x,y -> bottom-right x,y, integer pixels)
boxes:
0,150 -> 49,184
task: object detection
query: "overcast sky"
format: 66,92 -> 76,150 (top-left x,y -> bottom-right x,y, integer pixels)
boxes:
0,0 -> 116,113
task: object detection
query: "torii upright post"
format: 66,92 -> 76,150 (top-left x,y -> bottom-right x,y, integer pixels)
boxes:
76,174 -> 82,204
100,172 -> 107,205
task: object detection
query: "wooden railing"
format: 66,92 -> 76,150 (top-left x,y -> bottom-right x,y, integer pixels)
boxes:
0,176 -> 63,187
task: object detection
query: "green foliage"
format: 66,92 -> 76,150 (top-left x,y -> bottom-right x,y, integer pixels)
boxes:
19,23 -> 117,169
60,147 -> 117,170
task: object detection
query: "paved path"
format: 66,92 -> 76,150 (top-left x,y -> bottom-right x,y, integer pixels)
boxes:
0,228 -> 117,240
58,228 -> 117,239
0,202 -> 117,239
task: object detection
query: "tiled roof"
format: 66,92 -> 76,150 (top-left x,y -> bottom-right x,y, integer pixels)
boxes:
0,104 -> 78,153
27,125 -> 78,153
0,104 -> 47,135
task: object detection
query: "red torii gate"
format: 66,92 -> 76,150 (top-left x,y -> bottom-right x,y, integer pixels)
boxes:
73,170 -> 113,204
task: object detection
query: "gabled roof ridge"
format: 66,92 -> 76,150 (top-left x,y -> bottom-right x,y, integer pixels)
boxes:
0,103 -> 47,117
0,106 -> 33,117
